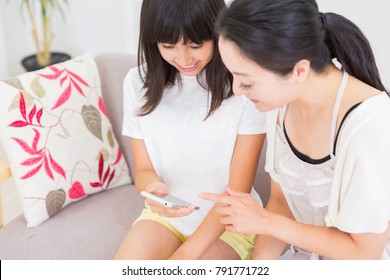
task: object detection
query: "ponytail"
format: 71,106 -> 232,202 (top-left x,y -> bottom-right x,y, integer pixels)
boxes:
322,12 -> 387,92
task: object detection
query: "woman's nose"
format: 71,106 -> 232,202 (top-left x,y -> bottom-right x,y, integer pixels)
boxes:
232,80 -> 244,96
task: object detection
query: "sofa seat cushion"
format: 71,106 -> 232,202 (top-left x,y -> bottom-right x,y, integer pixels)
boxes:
0,184 -> 144,259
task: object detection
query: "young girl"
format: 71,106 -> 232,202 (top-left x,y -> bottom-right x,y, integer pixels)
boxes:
114,0 -> 266,260
201,0 -> 390,259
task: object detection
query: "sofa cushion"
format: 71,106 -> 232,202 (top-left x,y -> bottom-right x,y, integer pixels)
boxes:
0,53 -> 132,227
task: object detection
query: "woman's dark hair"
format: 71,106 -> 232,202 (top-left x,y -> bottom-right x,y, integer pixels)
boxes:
138,0 -> 233,117
217,0 -> 387,92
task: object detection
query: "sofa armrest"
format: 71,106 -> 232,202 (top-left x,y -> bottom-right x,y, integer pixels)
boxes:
0,156 -> 12,228
0,156 -> 11,183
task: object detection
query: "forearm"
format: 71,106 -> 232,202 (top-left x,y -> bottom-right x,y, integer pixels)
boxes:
265,213 -> 387,259
253,186 -> 290,259
129,138 -> 162,193
172,207 -> 225,259
253,235 -> 287,259
229,134 -> 265,192
134,169 -> 161,192
256,179 -> 378,259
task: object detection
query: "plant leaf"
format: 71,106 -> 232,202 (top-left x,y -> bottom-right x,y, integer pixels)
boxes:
90,182 -> 103,188
20,162 -> 43,179
48,152 -> 66,179
68,181 -> 86,199
106,169 -> 116,188
107,128 -> 114,148
8,120 -> 30,127
46,189 -> 66,217
102,166 -> 110,184
98,153 -> 104,181
111,147 -> 122,166
60,74 -> 68,86
96,148 -> 109,161
51,83 -> 72,110
36,108 -> 43,125
28,104 -> 36,123
70,78 -> 85,96
98,96 -> 109,118
68,70 -> 89,87
49,65 -> 61,74
31,77 -> 46,98
44,156 -> 54,180
39,67 -> 65,80
7,92 -> 33,112
19,92 -> 26,120
11,137 -> 37,155
81,105 -> 102,140
31,129 -> 41,151
20,155 -> 44,166
4,77 -> 24,90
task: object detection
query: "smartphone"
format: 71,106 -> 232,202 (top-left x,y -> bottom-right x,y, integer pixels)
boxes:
140,191 -> 199,210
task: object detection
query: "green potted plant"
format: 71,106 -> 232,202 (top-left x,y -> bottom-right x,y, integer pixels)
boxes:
8,0 -> 70,71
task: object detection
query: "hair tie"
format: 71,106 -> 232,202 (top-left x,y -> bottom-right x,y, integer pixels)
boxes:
319,12 -> 327,27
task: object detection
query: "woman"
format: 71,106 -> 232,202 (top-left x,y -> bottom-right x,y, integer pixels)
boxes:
202,0 -> 390,259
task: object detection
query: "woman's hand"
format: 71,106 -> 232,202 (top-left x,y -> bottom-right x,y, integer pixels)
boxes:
200,186 -> 269,235
143,182 -> 196,218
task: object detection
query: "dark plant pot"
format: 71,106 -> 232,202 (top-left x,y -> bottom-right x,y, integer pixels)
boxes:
21,52 -> 72,72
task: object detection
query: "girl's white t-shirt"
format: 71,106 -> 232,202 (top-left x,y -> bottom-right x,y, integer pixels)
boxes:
122,67 -> 267,236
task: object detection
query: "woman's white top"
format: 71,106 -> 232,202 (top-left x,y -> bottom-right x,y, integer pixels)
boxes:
122,67 -> 267,237
265,72 -> 390,259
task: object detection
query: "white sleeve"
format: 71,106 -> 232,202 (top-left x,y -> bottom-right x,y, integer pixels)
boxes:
237,98 -> 267,135
331,115 -> 390,234
122,68 -> 144,139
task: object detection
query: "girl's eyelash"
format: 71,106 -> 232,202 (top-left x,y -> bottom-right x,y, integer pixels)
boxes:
162,45 -> 174,49
160,43 -> 203,49
190,44 -> 202,49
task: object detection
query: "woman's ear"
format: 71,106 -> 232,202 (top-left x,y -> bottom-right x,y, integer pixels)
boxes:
291,59 -> 311,83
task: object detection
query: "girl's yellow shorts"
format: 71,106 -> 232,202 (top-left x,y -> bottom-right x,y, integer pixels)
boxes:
134,208 -> 255,260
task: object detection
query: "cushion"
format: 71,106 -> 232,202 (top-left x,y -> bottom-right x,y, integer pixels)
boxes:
0,53 -> 132,227
94,53 -> 138,178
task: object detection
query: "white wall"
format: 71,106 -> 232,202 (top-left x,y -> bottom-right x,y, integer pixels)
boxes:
0,0 -> 142,78
0,0 -> 388,87
0,10 -> 8,79
317,0 -> 390,90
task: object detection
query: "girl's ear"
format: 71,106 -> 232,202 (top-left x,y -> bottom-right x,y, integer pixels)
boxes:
290,59 -> 311,83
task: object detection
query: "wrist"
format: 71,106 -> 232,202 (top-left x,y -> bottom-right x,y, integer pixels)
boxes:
144,181 -> 167,193
172,246 -> 199,260
262,209 -> 276,236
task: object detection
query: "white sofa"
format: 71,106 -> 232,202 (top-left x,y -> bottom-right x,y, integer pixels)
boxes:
0,53 -> 270,259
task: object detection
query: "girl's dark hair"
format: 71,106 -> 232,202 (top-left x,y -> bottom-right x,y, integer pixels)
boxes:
138,0 -> 233,117
217,0 -> 387,92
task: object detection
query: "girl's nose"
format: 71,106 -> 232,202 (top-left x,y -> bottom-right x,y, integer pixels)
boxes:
175,47 -> 193,66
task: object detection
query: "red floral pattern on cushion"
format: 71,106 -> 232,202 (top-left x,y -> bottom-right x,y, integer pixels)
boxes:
0,53 -> 132,227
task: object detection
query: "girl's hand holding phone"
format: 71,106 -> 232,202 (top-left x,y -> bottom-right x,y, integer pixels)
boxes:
143,182 -> 197,217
